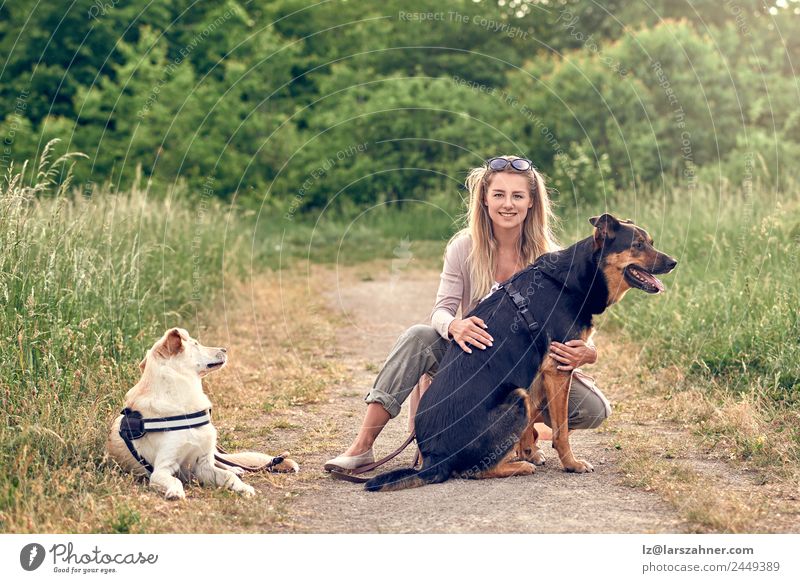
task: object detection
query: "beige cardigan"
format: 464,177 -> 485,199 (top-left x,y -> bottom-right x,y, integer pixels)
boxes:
430,234 -> 497,340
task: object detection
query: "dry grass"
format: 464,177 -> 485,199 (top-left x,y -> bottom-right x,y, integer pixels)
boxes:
2,268 -> 348,533
614,427 -> 767,533
595,336 -> 800,532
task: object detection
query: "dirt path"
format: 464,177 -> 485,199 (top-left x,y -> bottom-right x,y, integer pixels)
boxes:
283,264 -> 687,533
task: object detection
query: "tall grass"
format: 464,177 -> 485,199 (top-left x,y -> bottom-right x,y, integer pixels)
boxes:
584,180 -> 800,408
0,141 -> 247,531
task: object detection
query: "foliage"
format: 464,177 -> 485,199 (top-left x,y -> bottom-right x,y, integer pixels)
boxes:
1,1 -> 798,212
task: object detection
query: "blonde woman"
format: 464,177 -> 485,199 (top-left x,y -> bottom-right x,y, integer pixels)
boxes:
324,156 -> 611,472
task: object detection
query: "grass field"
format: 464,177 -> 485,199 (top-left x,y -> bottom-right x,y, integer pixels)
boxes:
595,181 -> 799,402
0,145 -> 243,530
1,143 -> 797,532
590,181 -> 800,471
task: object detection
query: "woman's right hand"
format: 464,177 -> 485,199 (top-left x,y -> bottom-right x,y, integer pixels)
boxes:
448,316 -> 493,354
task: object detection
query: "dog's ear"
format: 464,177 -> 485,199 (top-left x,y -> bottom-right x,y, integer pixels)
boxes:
589,214 -> 621,247
155,328 -> 184,358
138,350 -> 149,372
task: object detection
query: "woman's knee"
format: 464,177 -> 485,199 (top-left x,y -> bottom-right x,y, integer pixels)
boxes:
570,387 -> 612,429
402,324 -> 441,348
574,407 -> 609,430
564,375 -> 612,430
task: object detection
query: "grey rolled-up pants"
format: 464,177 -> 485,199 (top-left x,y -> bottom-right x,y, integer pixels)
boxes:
365,324 -> 612,428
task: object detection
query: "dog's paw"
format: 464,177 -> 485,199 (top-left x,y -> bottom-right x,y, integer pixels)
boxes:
228,466 -> 247,476
165,485 -> 186,500
272,458 -> 299,473
519,446 -> 547,466
236,483 -> 256,497
515,461 -> 537,476
564,459 -> 594,473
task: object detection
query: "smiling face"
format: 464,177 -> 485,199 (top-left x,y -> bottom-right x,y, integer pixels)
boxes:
139,328 -> 227,377
483,172 -> 533,233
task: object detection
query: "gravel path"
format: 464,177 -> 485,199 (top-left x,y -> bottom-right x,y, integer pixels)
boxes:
285,265 -> 687,533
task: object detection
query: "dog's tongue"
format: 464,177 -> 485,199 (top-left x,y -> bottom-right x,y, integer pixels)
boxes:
642,270 -> 665,292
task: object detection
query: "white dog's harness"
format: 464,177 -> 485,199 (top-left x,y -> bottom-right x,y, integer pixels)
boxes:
119,407 -> 212,474
119,407 -> 286,474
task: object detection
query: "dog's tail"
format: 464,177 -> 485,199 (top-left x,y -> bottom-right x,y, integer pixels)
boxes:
364,463 -> 448,492
215,448 -> 299,473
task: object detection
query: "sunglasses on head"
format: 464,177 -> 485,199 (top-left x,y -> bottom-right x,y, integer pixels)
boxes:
486,157 -> 534,172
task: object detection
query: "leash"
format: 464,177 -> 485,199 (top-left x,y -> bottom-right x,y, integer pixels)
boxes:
328,431 -> 418,483
214,443 -> 286,472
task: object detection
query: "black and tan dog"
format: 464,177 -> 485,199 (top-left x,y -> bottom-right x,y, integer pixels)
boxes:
365,213 -> 677,492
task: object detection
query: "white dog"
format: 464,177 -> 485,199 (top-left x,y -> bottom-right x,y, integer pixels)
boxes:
107,327 -> 298,500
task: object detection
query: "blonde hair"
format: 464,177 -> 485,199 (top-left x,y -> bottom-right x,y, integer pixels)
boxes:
449,155 -> 559,304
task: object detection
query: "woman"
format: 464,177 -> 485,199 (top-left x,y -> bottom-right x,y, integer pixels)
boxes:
324,156 -> 611,472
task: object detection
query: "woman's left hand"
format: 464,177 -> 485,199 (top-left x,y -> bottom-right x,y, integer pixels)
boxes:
549,340 -> 597,371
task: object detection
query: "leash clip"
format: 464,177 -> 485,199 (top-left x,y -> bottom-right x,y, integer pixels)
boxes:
505,282 -> 541,334
509,290 -> 527,307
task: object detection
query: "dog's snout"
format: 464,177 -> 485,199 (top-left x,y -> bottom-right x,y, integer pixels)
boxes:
650,253 -> 677,274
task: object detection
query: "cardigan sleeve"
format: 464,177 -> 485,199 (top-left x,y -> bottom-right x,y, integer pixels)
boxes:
430,236 -> 468,340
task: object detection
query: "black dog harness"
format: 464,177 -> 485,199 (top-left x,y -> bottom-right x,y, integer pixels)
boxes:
331,271 -> 550,485
119,408 -> 212,474
502,278 -> 541,337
